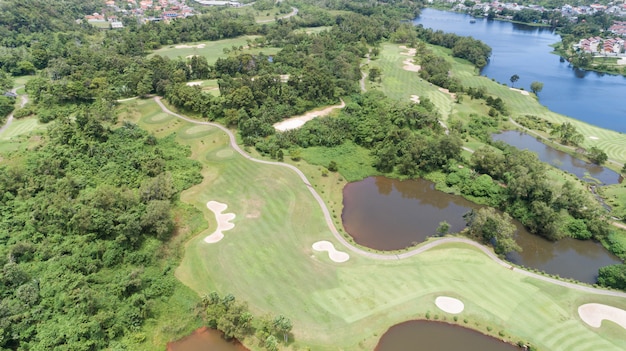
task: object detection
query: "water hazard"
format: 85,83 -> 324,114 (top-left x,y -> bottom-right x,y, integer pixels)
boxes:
413,8 -> 626,132
166,327 -> 248,351
492,130 -> 621,185
374,320 -> 521,351
342,176 -> 622,283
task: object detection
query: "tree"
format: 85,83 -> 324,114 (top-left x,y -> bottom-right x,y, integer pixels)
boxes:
436,221 -> 450,236
597,264 -> 626,290
328,160 -> 338,172
510,74 -> 520,87
464,207 -> 521,254
588,146 -> 608,165
530,81 -> 543,94
369,67 -> 381,82
550,122 -> 584,146
273,315 -> 292,343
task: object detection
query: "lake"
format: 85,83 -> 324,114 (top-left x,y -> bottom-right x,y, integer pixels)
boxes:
166,327 -> 248,351
414,8 -> 626,133
375,320 -> 521,351
342,176 -> 622,283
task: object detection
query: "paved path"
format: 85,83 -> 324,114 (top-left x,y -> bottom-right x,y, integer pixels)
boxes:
359,52 -> 370,92
0,86 -> 28,136
155,97 -> 626,298
256,7 -> 298,23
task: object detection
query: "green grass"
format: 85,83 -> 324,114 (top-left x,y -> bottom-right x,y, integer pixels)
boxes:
294,26 -> 332,35
300,142 -> 378,182
127,98 -> 626,351
149,36 -> 280,63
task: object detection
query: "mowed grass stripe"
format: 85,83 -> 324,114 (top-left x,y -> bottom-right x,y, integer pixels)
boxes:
128,99 -> 626,350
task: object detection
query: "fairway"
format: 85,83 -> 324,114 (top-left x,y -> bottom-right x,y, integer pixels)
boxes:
150,36 -> 280,64
127,98 -> 626,351
376,43 -> 626,165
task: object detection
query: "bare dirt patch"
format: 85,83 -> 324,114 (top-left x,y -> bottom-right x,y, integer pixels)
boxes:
273,99 -> 345,132
204,201 -> 236,243
175,43 -> 206,49
438,87 -> 456,100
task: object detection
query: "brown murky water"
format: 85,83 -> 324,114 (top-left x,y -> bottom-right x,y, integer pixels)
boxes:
492,131 -> 621,185
166,327 -> 248,351
374,321 -> 521,351
342,176 -> 621,283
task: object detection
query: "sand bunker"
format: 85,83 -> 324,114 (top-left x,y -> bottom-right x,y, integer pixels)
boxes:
509,87 -> 530,96
186,81 -> 203,86
435,296 -> 465,314
588,136 -> 600,140
186,55 -> 198,59
204,201 -> 236,243
578,303 -> 626,330
273,100 -> 345,132
410,95 -> 420,103
618,57 -> 626,65
312,241 -> 350,263
399,45 -> 417,56
175,43 -> 206,49
402,58 -> 421,72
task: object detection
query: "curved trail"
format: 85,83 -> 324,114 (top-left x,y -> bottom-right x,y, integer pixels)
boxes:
154,97 -> 626,298
256,7 -> 298,23
0,86 -> 27,136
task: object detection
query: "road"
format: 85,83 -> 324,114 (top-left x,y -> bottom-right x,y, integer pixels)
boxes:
256,7 -> 298,23
359,52 -> 370,92
154,96 -> 626,297
0,86 -> 28,136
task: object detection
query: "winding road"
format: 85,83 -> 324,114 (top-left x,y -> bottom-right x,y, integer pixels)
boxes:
154,97 -> 626,298
0,86 -> 27,136
256,7 -> 298,23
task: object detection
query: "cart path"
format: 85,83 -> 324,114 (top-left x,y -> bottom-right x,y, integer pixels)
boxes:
0,86 -> 27,136
154,97 -> 626,298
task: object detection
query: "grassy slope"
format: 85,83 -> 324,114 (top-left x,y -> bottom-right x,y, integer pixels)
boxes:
376,43 -> 626,165
127,98 -> 626,351
149,36 -> 280,63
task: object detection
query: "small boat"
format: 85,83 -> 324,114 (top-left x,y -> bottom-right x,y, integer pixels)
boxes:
469,19 -> 476,23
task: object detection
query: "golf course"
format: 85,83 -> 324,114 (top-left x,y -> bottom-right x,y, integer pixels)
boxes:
117,95 -> 626,350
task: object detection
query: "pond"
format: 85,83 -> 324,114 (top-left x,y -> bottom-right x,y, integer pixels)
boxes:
491,131 -> 621,185
413,8 -> 626,133
166,327 -> 248,351
342,176 -> 622,283
374,320 -> 521,351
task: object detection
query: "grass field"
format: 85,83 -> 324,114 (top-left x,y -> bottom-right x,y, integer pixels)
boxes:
126,98 -> 626,351
375,43 -> 626,166
150,36 -> 280,63
0,117 -> 46,154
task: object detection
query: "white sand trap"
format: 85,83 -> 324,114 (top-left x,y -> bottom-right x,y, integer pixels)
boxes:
403,58 -> 421,72
204,201 -> 236,243
618,57 -> 626,65
509,87 -> 530,96
399,45 -> 417,56
312,241 -> 350,263
435,296 -> 464,314
589,136 -> 600,140
186,55 -> 198,59
578,303 -> 626,330
410,95 -> 420,103
273,100 -> 345,132
186,81 -> 203,86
